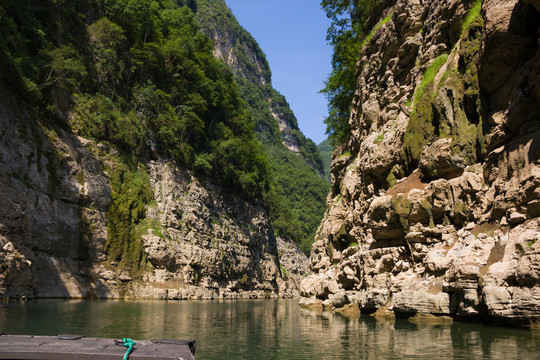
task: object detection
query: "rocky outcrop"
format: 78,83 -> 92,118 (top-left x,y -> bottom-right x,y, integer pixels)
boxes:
271,109 -> 301,154
121,161 -> 308,299
302,0 -> 540,325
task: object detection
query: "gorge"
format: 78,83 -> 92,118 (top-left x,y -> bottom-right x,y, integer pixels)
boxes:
0,0 -> 539,329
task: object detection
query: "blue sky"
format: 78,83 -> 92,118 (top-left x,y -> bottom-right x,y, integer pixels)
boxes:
225,0 -> 333,145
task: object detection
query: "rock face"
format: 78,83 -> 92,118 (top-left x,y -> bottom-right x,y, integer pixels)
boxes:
0,90 -> 310,299
129,161 -> 309,299
302,0 -> 540,325
0,91 -> 111,299
275,237 -> 312,297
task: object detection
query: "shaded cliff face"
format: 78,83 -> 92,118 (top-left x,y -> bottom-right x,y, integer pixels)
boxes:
0,91 -> 110,298
302,0 -> 540,325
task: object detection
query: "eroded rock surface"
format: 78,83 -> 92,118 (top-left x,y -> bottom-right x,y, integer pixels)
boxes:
302,0 -> 540,325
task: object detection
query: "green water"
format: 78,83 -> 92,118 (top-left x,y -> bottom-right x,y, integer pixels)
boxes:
0,299 -> 538,359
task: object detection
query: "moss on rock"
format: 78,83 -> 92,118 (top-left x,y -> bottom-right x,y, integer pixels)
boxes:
391,195 -> 411,232
104,153 -> 154,276
401,11 -> 484,176
402,54 -> 448,172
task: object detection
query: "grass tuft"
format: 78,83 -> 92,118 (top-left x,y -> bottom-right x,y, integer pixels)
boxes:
411,54 -> 449,113
360,14 -> 393,50
461,0 -> 482,37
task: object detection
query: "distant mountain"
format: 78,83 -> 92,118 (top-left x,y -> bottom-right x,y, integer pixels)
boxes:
194,0 -> 330,252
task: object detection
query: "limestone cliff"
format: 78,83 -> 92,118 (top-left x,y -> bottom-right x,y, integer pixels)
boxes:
0,1 -> 311,300
302,0 -> 540,325
0,88 -> 311,300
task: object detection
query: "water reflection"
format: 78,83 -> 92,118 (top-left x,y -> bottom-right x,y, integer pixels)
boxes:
0,299 -> 537,359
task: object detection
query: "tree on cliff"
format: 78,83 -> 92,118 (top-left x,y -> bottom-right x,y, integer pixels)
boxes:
320,0 -> 383,146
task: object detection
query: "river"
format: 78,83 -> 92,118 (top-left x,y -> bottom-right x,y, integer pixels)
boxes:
0,299 -> 538,359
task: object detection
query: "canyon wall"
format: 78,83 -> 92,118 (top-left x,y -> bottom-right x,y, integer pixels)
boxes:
301,0 -> 540,325
0,89 -> 310,299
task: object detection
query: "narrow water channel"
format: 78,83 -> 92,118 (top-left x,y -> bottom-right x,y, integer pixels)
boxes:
0,299 -> 537,359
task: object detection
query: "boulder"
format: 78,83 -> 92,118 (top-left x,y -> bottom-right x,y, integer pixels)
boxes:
329,291 -> 349,308
392,290 -> 451,315
419,138 -> 465,180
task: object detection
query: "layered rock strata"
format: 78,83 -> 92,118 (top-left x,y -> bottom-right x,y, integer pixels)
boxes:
301,0 -> 540,325
0,91 -> 309,299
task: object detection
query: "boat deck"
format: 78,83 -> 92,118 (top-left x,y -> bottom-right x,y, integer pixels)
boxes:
0,334 -> 195,360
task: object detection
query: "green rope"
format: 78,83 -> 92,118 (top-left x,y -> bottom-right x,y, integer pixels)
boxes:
122,338 -> 136,360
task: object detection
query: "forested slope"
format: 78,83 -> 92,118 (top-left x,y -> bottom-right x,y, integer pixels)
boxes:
194,0 -> 330,252
318,139 -> 333,181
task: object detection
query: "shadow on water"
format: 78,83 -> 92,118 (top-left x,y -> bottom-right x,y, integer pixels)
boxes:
0,299 -> 538,359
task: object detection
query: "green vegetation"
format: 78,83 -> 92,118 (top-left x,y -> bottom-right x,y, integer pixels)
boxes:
136,218 -> 166,239
321,0 -> 387,146
2,0 -> 269,201
373,132 -> 385,144
386,166 -> 399,188
402,53 -> 448,168
195,0 -> 271,85
240,273 -> 249,285
318,139 -> 333,181
411,54 -> 449,113
461,0 -> 482,36
391,195 -> 411,232
280,265 -> 289,280
401,1 -> 484,172
326,240 -> 334,259
105,155 -> 153,274
263,143 -> 330,253
195,0 -> 330,253
360,14 -> 393,49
